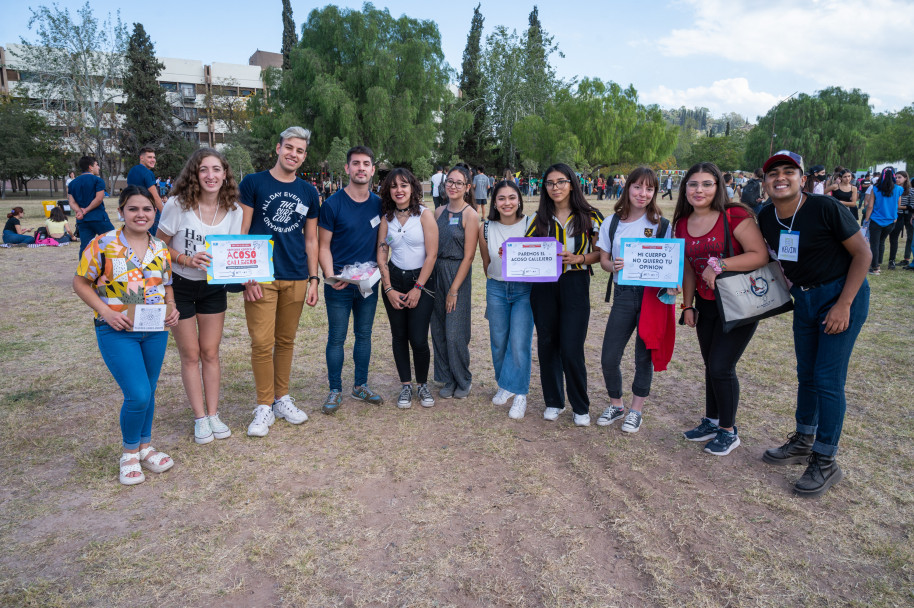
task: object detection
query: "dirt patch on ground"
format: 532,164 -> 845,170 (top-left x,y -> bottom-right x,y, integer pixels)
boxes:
1,197 -> 912,607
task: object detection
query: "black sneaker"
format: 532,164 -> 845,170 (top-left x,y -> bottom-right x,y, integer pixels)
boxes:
794,453 -> 843,498
683,417 -> 719,442
888,260 -> 896,270
763,432 -> 814,465
704,427 -> 740,456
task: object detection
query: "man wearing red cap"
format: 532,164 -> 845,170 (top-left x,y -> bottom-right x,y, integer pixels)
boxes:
755,150 -> 871,498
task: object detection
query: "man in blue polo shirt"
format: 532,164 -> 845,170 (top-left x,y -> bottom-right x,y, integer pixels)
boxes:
318,145 -> 384,413
126,146 -> 164,236
67,156 -> 113,258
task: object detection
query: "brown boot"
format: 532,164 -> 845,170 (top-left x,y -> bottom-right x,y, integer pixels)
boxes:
763,432 -> 814,465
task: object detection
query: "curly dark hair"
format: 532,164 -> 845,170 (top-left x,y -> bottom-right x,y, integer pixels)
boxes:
170,148 -> 239,212
379,168 -> 423,221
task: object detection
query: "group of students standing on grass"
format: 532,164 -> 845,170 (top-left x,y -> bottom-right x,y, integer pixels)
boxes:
70,126 -> 868,499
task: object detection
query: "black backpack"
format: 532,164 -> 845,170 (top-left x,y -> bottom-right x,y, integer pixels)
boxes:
603,214 -> 670,302
740,178 -> 761,205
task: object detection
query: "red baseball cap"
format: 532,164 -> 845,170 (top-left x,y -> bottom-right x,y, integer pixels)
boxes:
764,150 -> 804,173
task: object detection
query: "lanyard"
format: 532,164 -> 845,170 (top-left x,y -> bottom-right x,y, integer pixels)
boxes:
775,192 -> 804,232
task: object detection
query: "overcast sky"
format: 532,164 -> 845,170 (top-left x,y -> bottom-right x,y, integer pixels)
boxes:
3,0 -> 910,122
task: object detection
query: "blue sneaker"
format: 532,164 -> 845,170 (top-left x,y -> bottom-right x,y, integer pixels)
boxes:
352,385 -> 384,405
704,427 -> 741,456
322,390 -> 343,414
684,417 -> 719,442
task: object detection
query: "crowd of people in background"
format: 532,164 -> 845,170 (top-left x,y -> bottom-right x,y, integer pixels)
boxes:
2,126 -> 897,500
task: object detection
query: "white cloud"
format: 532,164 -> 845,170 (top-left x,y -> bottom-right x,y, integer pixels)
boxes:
643,78 -> 782,120
657,0 -> 914,110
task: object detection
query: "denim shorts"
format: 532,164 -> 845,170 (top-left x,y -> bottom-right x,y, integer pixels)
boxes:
172,273 -> 227,319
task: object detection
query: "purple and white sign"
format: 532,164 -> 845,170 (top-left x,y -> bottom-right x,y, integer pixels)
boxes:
501,237 -> 563,282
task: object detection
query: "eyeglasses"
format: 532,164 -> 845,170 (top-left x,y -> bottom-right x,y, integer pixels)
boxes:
685,181 -> 717,190
544,179 -> 571,189
445,179 -> 466,188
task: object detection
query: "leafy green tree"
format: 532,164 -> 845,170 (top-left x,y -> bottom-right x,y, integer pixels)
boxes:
435,88 -> 474,166
155,137 -> 198,182
281,0 -> 297,71
743,87 -> 874,171
685,132 -> 746,170
456,4 -> 490,166
223,144 -> 255,181
522,6 -> 561,117
326,136 -> 349,184
120,23 -> 173,160
0,98 -> 67,197
239,67 -> 286,171
868,106 -> 914,167
12,2 -> 127,190
282,4 -> 450,169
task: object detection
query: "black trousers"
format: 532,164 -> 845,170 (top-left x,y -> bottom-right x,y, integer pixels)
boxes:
382,264 -> 434,384
694,294 -> 757,429
889,212 -> 913,262
531,270 -> 591,415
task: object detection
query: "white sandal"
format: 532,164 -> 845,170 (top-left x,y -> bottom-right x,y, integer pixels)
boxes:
138,446 -> 174,473
119,453 -> 145,486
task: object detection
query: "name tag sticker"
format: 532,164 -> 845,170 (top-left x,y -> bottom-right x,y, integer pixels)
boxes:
295,202 -> 309,216
385,234 -> 394,244
449,216 -> 460,225
370,215 -> 381,228
778,230 -> 800,262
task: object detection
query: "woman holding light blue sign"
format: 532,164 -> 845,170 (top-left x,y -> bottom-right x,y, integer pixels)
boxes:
672,162 -> 769,456
596,167 -> 673,434
157,148 -> 244,444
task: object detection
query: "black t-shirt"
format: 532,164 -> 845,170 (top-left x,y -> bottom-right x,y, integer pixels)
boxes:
758,193 -> 860,287
4,217 -> 20,232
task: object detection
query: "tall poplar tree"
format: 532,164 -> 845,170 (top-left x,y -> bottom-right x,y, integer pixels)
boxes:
120,23 -> 173,160
281,0 -> 297,71
457,4 -> 490,166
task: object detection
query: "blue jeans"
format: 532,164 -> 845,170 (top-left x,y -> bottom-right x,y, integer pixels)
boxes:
95,325 -> 169,449
791,277 -> 869,456
486,279 -> 533,395
77,217 -> 115,258
324,284 -> 378,391
3,230 -> 34,244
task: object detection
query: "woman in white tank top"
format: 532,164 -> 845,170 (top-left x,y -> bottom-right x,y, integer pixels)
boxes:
376,168 -> 439,409
477,180 -> 534,419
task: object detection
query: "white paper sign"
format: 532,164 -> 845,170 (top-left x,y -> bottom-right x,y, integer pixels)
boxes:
130,305 -> 166,332
206,236 -> 274,284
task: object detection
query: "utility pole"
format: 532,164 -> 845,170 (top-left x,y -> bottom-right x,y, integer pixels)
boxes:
769,91 -> 798,157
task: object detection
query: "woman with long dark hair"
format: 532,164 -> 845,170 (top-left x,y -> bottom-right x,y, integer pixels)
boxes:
478,180 -> 534,419
526,163 -> 604,426
156,148 -> 244,444
824,169 -> 859,221
3,207 -> 35,244
673,162 -> 769,455
431,165 -> 479,399
888,170 -> 912,270
377,168 -> 439,408
863,166 -> 902,274
596,167 -> 673,434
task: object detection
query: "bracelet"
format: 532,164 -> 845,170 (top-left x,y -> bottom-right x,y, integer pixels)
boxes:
383,286 -> 393,294
448,292 -> 458,297
680,303 -> 694,310
308,275 -> 320,282
414,282 -> 424,290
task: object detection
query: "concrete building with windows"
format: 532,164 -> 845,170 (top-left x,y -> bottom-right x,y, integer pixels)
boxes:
0,45 -> 281,149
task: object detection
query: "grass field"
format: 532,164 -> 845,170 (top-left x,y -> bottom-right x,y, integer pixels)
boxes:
1,194 -> 912,607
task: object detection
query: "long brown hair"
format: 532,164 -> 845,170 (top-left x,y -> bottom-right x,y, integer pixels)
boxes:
615,167 -> 662,224
171,148 -> 239,212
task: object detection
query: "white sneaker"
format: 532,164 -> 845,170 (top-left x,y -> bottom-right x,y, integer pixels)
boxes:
492,388 -> 515,406
247,404 -> 275,437
573,413 -> 591,427
273,394 -> 307,424
207,413 -> 232,439
194,417 -> 214,444
543,407 -> 562,421
508,395 -> 527,420
621,410 -> 643,433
